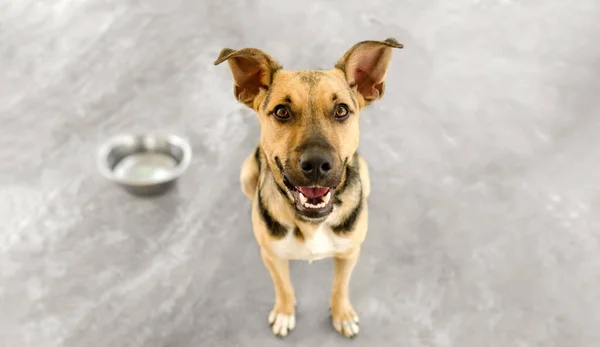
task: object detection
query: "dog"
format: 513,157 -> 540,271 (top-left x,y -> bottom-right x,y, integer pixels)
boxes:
214,38 -> 402,338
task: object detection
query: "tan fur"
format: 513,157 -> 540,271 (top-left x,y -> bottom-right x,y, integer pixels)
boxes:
216,38 -> 402,338
240,151 -> 259,200
243,69 -> 361,190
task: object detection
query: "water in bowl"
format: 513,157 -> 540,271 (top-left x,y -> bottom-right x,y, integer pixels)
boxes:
113,152 -> 177,183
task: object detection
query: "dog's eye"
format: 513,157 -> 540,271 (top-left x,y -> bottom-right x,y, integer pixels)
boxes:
274,105 -> 290,120
334,104 -> 350,120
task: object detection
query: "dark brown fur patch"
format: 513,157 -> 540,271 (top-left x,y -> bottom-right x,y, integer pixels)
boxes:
297,70 -> 325,87
274,156 -> 285,173
334,153 -> 360,205
346,85 -> 358,109
272,156 -> 294,204
296,71 -> 328,115
293,227 -> 304,241
331,188 -> 363,234
269,65 -> 281,84
254,146 -> 262,171
257,190 -> 287,238
275,183 -> 292,204
262,87 -> 273,112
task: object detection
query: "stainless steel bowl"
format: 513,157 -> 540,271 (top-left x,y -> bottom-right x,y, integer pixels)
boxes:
97,133 -> 192,196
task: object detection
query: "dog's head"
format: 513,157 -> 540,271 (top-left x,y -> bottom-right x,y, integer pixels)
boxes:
215,38 -> 402,220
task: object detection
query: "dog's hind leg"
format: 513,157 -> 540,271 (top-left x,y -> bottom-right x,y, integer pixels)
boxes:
240,149 -> 260,200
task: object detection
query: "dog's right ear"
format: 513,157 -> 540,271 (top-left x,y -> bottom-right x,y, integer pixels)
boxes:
214,47 -> 281,108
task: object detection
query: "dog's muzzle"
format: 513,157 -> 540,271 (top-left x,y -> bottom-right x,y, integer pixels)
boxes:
280,149 -> 344,220
283,176 -> 336,220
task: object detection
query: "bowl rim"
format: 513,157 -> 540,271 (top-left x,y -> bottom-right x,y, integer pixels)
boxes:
97,133 -> 192,187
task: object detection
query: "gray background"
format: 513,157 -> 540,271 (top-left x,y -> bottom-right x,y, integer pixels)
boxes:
1,0 -> 599,346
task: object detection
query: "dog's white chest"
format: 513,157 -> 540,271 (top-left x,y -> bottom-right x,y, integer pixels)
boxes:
271,224 -> 353,262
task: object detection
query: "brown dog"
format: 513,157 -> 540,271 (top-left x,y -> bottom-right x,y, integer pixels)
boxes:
214,38 -> 402,338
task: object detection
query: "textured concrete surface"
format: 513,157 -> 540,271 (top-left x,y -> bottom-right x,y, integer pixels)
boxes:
1,0 -> 600,346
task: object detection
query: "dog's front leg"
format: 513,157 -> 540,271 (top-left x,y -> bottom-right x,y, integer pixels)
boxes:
260,247 -> 296,338
330,247 -> 361,338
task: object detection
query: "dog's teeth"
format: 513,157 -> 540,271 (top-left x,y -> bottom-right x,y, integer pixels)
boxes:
299,193 -> 308,205
299,190 -> 332,209
304,201 -> 319,209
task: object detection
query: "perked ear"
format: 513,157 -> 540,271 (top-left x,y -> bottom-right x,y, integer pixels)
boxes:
335,38 -> 403,104
214,47 -> 281,108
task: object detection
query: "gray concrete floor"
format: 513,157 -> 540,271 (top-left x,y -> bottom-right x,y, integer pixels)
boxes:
1,0 -> 600,346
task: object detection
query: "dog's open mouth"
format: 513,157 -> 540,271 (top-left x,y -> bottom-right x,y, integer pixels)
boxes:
283,176 -> 335,219
294,186 -> 332,209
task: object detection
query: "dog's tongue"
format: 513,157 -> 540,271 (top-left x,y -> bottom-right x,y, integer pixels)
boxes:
298,187 -> 329,198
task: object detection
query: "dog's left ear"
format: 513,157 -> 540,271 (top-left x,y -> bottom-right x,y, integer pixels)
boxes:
214,47 -> 281,108
335,38 -> 403,104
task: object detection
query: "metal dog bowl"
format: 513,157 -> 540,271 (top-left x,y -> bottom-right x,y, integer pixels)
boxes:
97,133 -> 192,196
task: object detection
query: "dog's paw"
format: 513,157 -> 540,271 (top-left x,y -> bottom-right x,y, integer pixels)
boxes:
331,301 -> 359,338
268,309 -> 295,338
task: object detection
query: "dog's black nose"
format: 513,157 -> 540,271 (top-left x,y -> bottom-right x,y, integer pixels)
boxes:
299,150 -> 333,179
